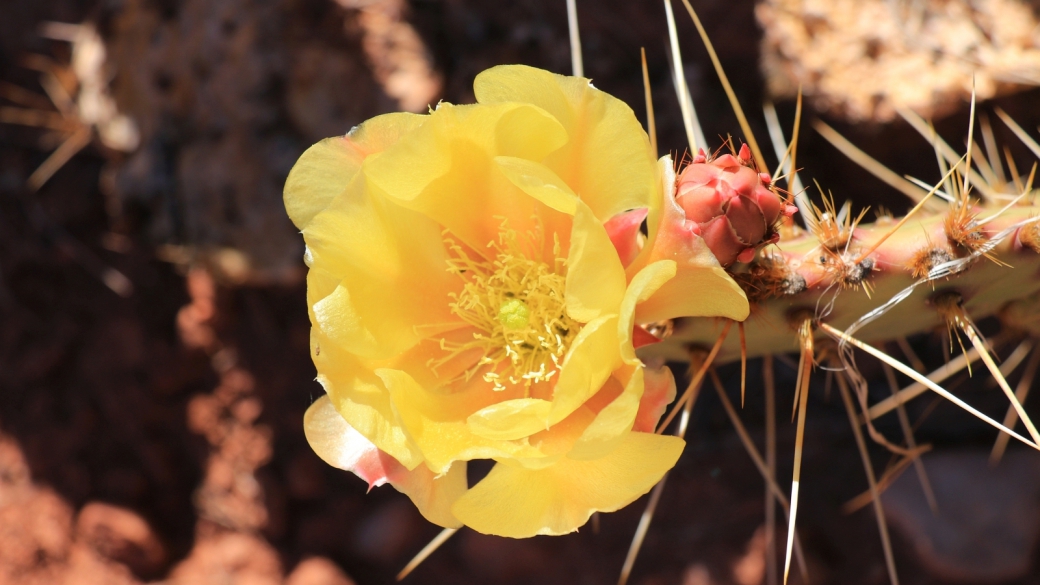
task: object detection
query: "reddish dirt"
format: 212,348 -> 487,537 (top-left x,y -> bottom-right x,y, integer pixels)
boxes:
3,1 -> 1040,585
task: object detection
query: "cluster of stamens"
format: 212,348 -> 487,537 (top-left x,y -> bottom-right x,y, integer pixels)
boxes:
434,223 -> 578,392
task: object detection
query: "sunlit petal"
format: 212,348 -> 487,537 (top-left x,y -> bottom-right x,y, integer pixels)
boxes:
452,432 -> 685,537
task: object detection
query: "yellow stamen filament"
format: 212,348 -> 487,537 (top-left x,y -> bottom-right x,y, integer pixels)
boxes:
435,226 -> 577,391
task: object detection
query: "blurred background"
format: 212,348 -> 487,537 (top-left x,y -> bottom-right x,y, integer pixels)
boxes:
2,0 -> 1040,583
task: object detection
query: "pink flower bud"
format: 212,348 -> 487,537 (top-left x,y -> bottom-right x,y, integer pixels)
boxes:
675,144 -> 797,266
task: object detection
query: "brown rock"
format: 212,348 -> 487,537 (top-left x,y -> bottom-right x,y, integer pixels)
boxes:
286,557 -> 355,585
75,502 -> 166,577
0,487 -> 74,570
758,0 -> 1040,121
883,449 -> 1040,582
64,543 -> 142,585
166,531 -> 282,585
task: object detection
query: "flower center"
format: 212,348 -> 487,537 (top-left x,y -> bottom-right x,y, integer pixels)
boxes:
436,223 -> 579,392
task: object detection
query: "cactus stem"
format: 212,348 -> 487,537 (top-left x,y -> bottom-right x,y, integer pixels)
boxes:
835,370 -> 901,585
991,345 -> 1040,465
852,158 -> 960,265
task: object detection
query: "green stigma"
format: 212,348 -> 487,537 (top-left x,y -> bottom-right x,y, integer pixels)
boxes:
497,298 -> 530,330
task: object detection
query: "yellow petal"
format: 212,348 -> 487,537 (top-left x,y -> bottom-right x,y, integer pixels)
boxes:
633,365 -> 677,433
377,368 -> 544,473
451,432 -> 685,537
312,280 -> 381,358
527,405 -> 597,459
548,314 -> 622,424
474,65 -> 657,222
617,260 -> 677,365
564,201 -> 627,323
467,398 -> 553,441
304,394 -> 394,486
312,329 -> 424,469
494,156 -> 578,216
364,102 -> 570,255
304,175 -> 459,359
284,112 -> 425,230
305,261 -> 341,316
567,366 -> 644,460
389,460 -> 468,529
631,157 -> 749,322
301,395 -> 467,528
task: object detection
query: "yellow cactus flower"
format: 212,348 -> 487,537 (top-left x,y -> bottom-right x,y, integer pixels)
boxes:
284,64 -> 748,538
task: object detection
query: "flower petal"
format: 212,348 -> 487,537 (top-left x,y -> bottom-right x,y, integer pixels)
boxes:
364,102 -> 571,255
618,260 -> 676,365
312,279 -> 381,358
451,432 -> 685,537
633,365 -> 676,433
303,395 -> 466,528
494,156 -> 578,216
285,112 -> 425,230
304,394 -> 395,488
564,201 -> 627,323
389,459 -> 468,529
630,157 -> 749,323
377,368 -> 545,474
312,330 -> 424,469
548,314 -> 622,424
304,176 -> 459,359
604,208 -> 648,268
473,65 -> 657,222
566,366 -> 644,460
467,398 -> 553,441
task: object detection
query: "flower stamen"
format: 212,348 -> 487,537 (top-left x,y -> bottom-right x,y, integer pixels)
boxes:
431,222 -> 578,391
